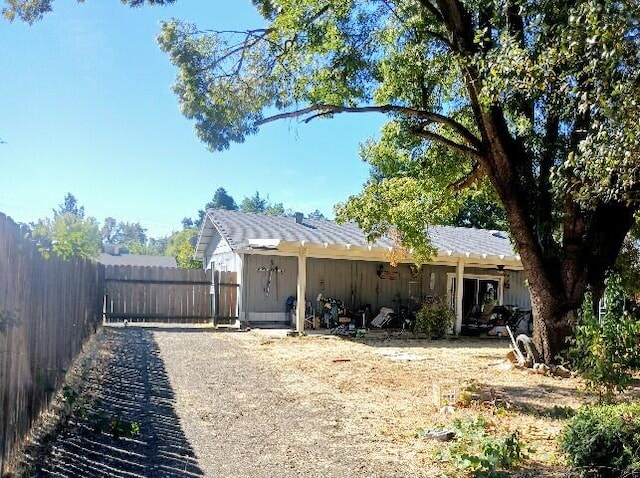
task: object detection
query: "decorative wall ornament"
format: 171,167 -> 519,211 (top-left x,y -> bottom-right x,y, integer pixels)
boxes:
256,260 -> 284,298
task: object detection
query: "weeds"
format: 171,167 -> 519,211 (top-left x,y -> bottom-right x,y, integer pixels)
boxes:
61,385 -> 140,440
439,416 -> 527,477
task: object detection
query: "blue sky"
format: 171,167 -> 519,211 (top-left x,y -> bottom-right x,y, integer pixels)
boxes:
0,1 -> 383,237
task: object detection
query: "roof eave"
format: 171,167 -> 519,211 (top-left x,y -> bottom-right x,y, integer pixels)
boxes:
194,213 -> 215,260
238,239 -> 522,268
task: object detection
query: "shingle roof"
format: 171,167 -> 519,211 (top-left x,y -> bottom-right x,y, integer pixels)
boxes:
207,209 -> 517,259
97,253 -> 178,268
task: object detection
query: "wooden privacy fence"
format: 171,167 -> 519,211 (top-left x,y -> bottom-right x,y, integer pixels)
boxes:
213,271 -> 239,325
104,266 -> 212,323
0,213 -> 104,475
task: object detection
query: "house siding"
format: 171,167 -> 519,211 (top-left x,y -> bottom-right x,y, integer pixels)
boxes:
502,270 -> 531,309
244,254 -> 298,322
305,259 -> 453,311
203,229 -> 235,271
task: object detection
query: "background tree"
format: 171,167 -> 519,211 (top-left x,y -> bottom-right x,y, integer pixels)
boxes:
147,236 -> 169,255
614,223 -> 640,298
101,218 -> 168,255
165,228 -> 200,268
185,187 -> 239,229
210,187 -> 238,211
308,209 -> 327,220
31,194 -> 101,260
53,192 -> 85,219
101,216 -> 118,243
240,191 -> 268,214
113,221 -> 147,247
181,217 -> 195,229
265,202 -> 285,216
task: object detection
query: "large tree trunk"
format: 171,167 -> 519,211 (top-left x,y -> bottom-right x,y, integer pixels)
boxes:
508,202 -> 635,363
527,272 -> 578,363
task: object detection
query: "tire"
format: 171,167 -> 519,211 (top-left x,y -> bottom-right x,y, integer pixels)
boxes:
516,334 -> 540,365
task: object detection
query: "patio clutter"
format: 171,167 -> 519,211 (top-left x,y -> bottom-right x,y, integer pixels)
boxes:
285,290 -> 536,343
462,305 -> 532,337
288,294 -> 372,336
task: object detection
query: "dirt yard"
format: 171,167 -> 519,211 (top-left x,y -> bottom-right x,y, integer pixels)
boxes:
15,326 -> 611,477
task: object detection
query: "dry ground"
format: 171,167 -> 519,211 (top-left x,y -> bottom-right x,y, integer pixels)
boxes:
17,325 -> 626,477
210,330 -> 584,477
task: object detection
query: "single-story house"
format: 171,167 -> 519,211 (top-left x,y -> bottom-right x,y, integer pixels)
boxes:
99,244 -> 178,268
194,209 -> 530,333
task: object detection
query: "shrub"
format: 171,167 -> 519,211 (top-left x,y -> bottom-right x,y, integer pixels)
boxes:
414,297 -> 454,338
561,402 -> 640,477
566,273 -> 640,402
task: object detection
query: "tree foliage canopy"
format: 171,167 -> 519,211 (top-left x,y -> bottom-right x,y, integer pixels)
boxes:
184,187 -> 239,229
210,187 -> 238,211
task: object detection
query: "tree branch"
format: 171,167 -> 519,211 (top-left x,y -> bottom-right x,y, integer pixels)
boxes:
416,0 -> 444,22
435,0 -> 476,55
449,162 -> 483,190
410,126 -> 484,160
422,29 -> 453,47
257,104 -> 482,148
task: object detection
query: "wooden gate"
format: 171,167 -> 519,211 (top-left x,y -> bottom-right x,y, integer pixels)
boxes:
213,271 -> 239,325
104,266 -> 212,323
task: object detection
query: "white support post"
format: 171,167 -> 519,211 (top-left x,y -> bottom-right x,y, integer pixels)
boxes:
296,250 -> 307,333
455,258 -> 465,334
237,253 -> 244,328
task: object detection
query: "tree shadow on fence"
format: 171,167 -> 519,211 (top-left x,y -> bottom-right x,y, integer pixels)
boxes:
37,328 -> 204,478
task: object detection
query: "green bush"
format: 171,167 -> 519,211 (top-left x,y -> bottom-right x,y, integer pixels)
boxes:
566,273 -> 640,402
414,297 -> 454,338
561,402 -> 640,477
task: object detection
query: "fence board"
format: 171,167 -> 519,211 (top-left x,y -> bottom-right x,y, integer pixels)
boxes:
104,266 -> 211,323
0,213 -> 104,474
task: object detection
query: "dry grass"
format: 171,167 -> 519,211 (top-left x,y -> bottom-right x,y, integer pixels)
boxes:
219,331 -> 599,477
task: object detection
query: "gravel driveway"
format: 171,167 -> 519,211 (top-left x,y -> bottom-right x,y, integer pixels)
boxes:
29,326 -> 422,478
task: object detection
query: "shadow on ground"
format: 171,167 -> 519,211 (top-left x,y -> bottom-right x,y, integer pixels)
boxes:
37,328 -> 204,478
501,383 -> 582,418
357,334 -> 512,351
